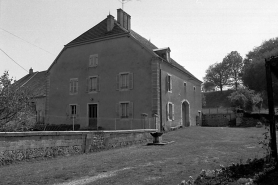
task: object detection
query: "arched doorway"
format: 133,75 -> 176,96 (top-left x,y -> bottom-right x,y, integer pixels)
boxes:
181,100 -> 190,127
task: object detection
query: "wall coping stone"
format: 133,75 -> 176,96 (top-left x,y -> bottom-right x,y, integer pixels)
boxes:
0,129 -> 157,137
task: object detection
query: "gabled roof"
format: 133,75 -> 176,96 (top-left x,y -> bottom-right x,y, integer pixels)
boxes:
14,71 -> 47,98
67,18 -> 128,46
64,15 -> 201,83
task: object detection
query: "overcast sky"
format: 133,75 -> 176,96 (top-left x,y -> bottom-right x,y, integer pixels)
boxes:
1,0 -> 278,81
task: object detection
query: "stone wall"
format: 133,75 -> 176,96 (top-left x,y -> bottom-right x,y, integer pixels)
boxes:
0,129 -> 154,166
202,114 -> 232,127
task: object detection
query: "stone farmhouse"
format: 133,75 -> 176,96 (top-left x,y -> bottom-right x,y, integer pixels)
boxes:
46,9 -> 202,131
14,68 -> 47,123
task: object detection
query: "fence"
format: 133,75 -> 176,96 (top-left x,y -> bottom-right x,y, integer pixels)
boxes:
35,115 -> 157,131
202,107 -> 234,114
202,107 -> 235,127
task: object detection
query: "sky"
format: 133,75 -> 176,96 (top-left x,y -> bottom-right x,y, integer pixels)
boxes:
1,0 -> 278,81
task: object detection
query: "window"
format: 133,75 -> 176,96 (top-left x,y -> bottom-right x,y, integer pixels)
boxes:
87,76 -> 99,93
69,78 -> 78,94
89,54 -> 98,67
166,74 -> 172,92
166,102 -> 174,121
184,82 -> 187,92
193,86 -> 196,91
117,72 -> 133,90
121,102 -> 129,118
117,102 -> 133,118
70,104 -> 77,117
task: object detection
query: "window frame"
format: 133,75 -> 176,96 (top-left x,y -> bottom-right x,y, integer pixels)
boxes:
117,101 -> 133,119
87,75 -> 99,93
89,54 -> 98,67
167,102 -> 174,121
69,78 -> 78,95
166,74 -> 172,93
117,72 -> 133,91
69,104 -> 77,118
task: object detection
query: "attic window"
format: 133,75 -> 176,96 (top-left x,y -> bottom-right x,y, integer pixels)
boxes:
153,47 -> 171,63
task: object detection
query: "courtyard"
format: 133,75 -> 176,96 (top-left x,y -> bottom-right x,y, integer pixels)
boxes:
0,127 -> 271,185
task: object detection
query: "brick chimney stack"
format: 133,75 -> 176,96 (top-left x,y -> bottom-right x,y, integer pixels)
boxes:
117,9 -> 131,31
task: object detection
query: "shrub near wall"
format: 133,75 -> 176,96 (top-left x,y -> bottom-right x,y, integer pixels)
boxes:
0,130 -> 154,166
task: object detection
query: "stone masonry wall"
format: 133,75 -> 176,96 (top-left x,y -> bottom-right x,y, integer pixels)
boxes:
0,130 -> 154,166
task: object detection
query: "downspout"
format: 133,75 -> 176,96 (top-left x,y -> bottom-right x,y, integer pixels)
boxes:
159,60 -> 163,132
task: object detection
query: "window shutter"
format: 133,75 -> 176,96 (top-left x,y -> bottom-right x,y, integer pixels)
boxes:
95,55 -> 98,66
172,104 -> 175,120
89,55 -> 93,66
166,75 -> 168,92
76,80 -> 79,93
77,104 -> 80,117
129,102 -> 133,118
97,76 -> 100,92
166,103 -> 169,121
129,73 -> 133,90
116,74 -> 119,90
67,105 -> 70,117
170,76 -> 172,91
86,78 -> 89,93
69,81 -> 72,93
116,103 -> 120,118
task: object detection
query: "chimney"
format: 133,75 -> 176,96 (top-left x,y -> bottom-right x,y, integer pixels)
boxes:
29,68 -> 33,74
117,9 -> 131,31
107,14 -> 115,32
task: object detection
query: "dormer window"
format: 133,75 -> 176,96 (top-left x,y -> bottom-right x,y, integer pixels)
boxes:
153,47 -> 171,62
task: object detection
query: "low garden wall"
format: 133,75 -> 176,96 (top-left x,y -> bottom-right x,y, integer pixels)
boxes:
0,129 -> 155,166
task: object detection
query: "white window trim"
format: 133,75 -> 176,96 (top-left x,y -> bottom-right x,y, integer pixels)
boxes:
166,74 -> 172,93
89,54 -> 98,67
88,75 -> 99,93
69,78 -> 78,95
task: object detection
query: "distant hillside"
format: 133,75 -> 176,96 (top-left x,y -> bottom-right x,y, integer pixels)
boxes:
202,90 -> 234,108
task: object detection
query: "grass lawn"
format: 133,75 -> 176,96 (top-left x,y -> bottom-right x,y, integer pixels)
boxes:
0,127 -> 272,185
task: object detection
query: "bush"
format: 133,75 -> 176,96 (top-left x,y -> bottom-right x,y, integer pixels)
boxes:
240,117 -> 259,127
189,157 -> 275,185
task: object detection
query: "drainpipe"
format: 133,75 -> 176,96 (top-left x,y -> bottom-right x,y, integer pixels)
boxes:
159,60 -> 163,132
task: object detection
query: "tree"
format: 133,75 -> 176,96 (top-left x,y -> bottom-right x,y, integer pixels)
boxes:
223,51 -> 243,90
228,87 -> 263,112
202,81 -> 216,92
0,71 -> 34,131
203,62 -> 230,92
242,37 -> 278,105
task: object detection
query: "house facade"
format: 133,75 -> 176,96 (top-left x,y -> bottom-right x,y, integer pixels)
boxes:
46,9 -> 202,131
14,68 -> 47,123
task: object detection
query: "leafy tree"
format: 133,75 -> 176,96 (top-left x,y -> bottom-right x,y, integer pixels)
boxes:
202,93 -> 206,107
203,62 -> 230,92
242,37 -> 278,105
228,87 -> 263,112
223,51 -> 243,90
0,71 -> 35,131
202,81 -> 216,92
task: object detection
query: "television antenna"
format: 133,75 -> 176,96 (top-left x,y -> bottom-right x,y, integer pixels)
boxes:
118,0 -> 131,10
